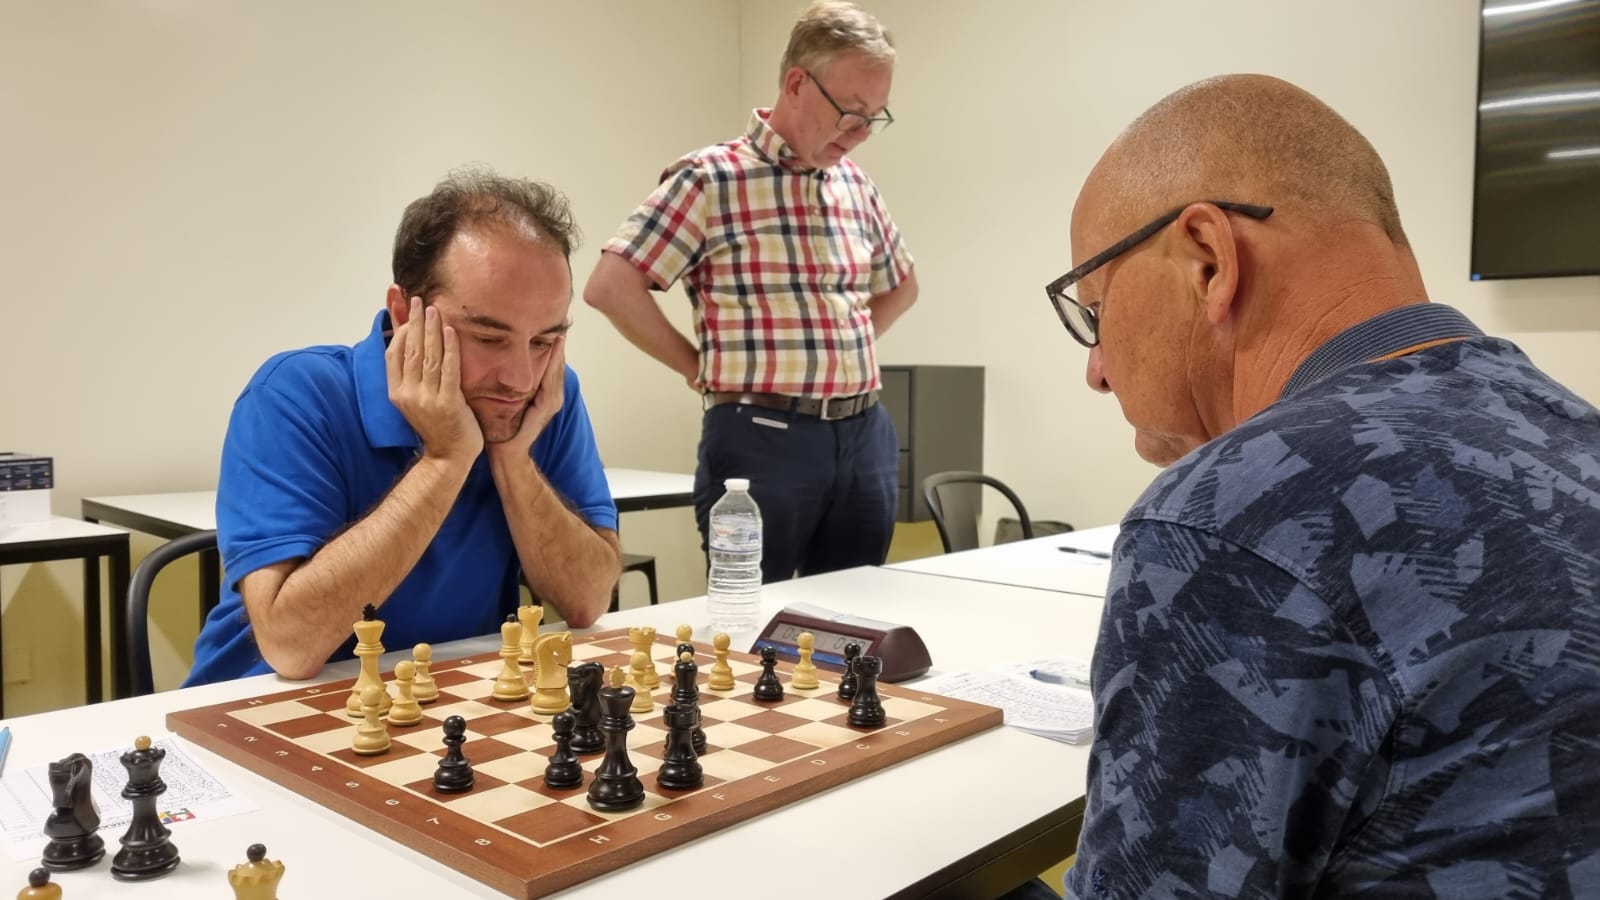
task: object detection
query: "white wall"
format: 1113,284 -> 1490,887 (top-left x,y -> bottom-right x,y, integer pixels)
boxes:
739,0 -> 1600,530
1,0 -> 734,710
4,0 -> 1597,711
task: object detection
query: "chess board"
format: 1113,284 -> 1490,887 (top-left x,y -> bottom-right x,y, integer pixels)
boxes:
167,628 -> 1001,898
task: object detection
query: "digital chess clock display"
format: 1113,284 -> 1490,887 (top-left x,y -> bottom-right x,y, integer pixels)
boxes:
752,605 -> 932,682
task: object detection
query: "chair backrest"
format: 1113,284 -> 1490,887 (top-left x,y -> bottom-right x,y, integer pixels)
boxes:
921,471 -> 1033,554
127,530 -> 217,696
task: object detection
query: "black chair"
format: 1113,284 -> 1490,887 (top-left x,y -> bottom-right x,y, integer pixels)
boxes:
922,471 -> 1034,554
609,552 -> 659,612
127,530 -> 217,696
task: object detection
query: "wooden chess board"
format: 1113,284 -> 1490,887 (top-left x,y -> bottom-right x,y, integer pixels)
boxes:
167,628 -> 1001,898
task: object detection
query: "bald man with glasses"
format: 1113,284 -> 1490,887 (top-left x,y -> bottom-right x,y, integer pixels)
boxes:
1049,74 -> 1600,898
586,1 -> 916,583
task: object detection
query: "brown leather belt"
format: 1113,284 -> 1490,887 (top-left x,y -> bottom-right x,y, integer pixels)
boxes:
703,390 -> 880,421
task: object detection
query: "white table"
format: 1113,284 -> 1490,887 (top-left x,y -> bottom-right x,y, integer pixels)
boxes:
80,469 -> 695,537
0,517 -> 131,710
1,566 -> 1098,898
888,525 -> 1120,598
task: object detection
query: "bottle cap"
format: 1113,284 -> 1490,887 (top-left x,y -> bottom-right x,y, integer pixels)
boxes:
724,477 -> 750,491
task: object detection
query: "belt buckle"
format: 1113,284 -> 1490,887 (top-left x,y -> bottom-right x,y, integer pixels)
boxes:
818,395 -> 853,422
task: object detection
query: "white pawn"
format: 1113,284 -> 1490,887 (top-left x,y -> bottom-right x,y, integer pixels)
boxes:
676,623 -> 693,646
708,632 -> 736,691
388,660 -> 423,726
791,632 -> 819,690
492,616 -> 529,701
353,686 -> 390,755
412,643 -> 439,704
627,651 -> 654,715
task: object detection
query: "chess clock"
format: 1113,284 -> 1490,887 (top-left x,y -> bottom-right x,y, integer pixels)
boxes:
750,605 -> 932,682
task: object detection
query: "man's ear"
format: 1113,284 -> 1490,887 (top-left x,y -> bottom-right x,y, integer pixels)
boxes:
385,285 -> 412,327
780,65 -> 808,101
1176,204 -> 1240,327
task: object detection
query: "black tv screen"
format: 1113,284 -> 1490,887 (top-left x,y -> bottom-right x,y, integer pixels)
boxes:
1472,0 -> 1600,280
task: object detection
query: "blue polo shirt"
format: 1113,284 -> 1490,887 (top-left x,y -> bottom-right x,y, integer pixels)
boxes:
185,310 -> 618,686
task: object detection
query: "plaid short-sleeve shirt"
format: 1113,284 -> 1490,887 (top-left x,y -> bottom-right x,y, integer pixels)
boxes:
603,109 -> 914,397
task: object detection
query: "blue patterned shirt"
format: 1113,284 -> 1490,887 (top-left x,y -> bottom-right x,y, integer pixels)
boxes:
1068,304 -> 1600,898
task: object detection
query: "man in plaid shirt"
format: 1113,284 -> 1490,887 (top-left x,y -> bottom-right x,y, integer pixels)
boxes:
585,1 -> 918,581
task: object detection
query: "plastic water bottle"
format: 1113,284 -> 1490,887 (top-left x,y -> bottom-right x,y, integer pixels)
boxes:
706,478 -> 763,634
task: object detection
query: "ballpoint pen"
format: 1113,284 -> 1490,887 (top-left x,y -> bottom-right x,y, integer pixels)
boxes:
1030,669 -> 1092,689
0,726 -> 12,777
1058,545 -> 1112,560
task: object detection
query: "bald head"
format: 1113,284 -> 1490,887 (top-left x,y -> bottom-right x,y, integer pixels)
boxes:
1082,74 -> 1407,247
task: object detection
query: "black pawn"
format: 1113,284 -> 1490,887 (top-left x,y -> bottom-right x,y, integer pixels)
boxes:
587,674 -> 645,811
433,715 -> 475,794
847,655 -> 887,728
543,711 -> 584,789
837,641 -> 863,701
669,651 -> 707,754
657,702 -> 704,791
753,645 -> 784,702
568,662 -> 606,755
25,868 -> 53,893
42,752 -> 105,871
111,737 -> 180,881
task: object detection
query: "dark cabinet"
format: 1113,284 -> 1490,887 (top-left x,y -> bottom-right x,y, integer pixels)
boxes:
879,365 -> 984,522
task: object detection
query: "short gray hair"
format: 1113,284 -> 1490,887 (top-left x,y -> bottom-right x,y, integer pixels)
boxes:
778,1 -> 895,83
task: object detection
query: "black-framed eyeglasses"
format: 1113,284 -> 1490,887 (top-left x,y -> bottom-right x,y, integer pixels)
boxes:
805,70 -> 894,136
1044,201 -> 1274,348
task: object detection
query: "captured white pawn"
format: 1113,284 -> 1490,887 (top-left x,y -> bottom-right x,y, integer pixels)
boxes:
411,643 -> 439,704
388,660 -> 423,726
227,843 -> 284,900
791,631 -> 819,690
353,687 -> 390,755
492,615 -> 529,702
627,651 -> 655,715
708,632 -> 736,691
18,868 -> 61,900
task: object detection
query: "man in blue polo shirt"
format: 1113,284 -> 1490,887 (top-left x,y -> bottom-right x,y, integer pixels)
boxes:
1045,75 -> 1599,897
187,169 -> 621,685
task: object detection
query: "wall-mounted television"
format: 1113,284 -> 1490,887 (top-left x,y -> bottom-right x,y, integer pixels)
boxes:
1471,0 -> 1600,280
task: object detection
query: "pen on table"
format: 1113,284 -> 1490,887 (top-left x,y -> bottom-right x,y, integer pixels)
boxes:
0,726 -> 11,777
1058,545 -> 1112,559
1029,670 -> 1091,689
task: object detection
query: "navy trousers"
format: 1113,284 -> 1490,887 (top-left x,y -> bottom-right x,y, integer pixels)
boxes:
694,402 -> 898,583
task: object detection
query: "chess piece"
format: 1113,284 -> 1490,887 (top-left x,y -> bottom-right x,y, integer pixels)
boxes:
586,667 -> 645,811
17,869 -> 60,900
110,736 -> 181,881
42,752 -> 104,871
837,641 -> 863,701
388,660 -> 423,726
542,711 -> 584,789
753,644 -> 784,702
529,630 -> 574,715
411,643 -> 439,704
626,651 -> 654,715
518,604 -> 543,663
708,632 -> 736,691
628,626 -> 660,689
492,614 -> 530,701
353,686 -> 391,754
227,843 -> 285,900
567,662 -> 606,755
791,631 -> 820,690
656,701 -> 704,791
433,715 -> 475,794
676,623 -> 693,646
847,655 -> 887,728
346,604 -> 392,717
670,650 -> 707,755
